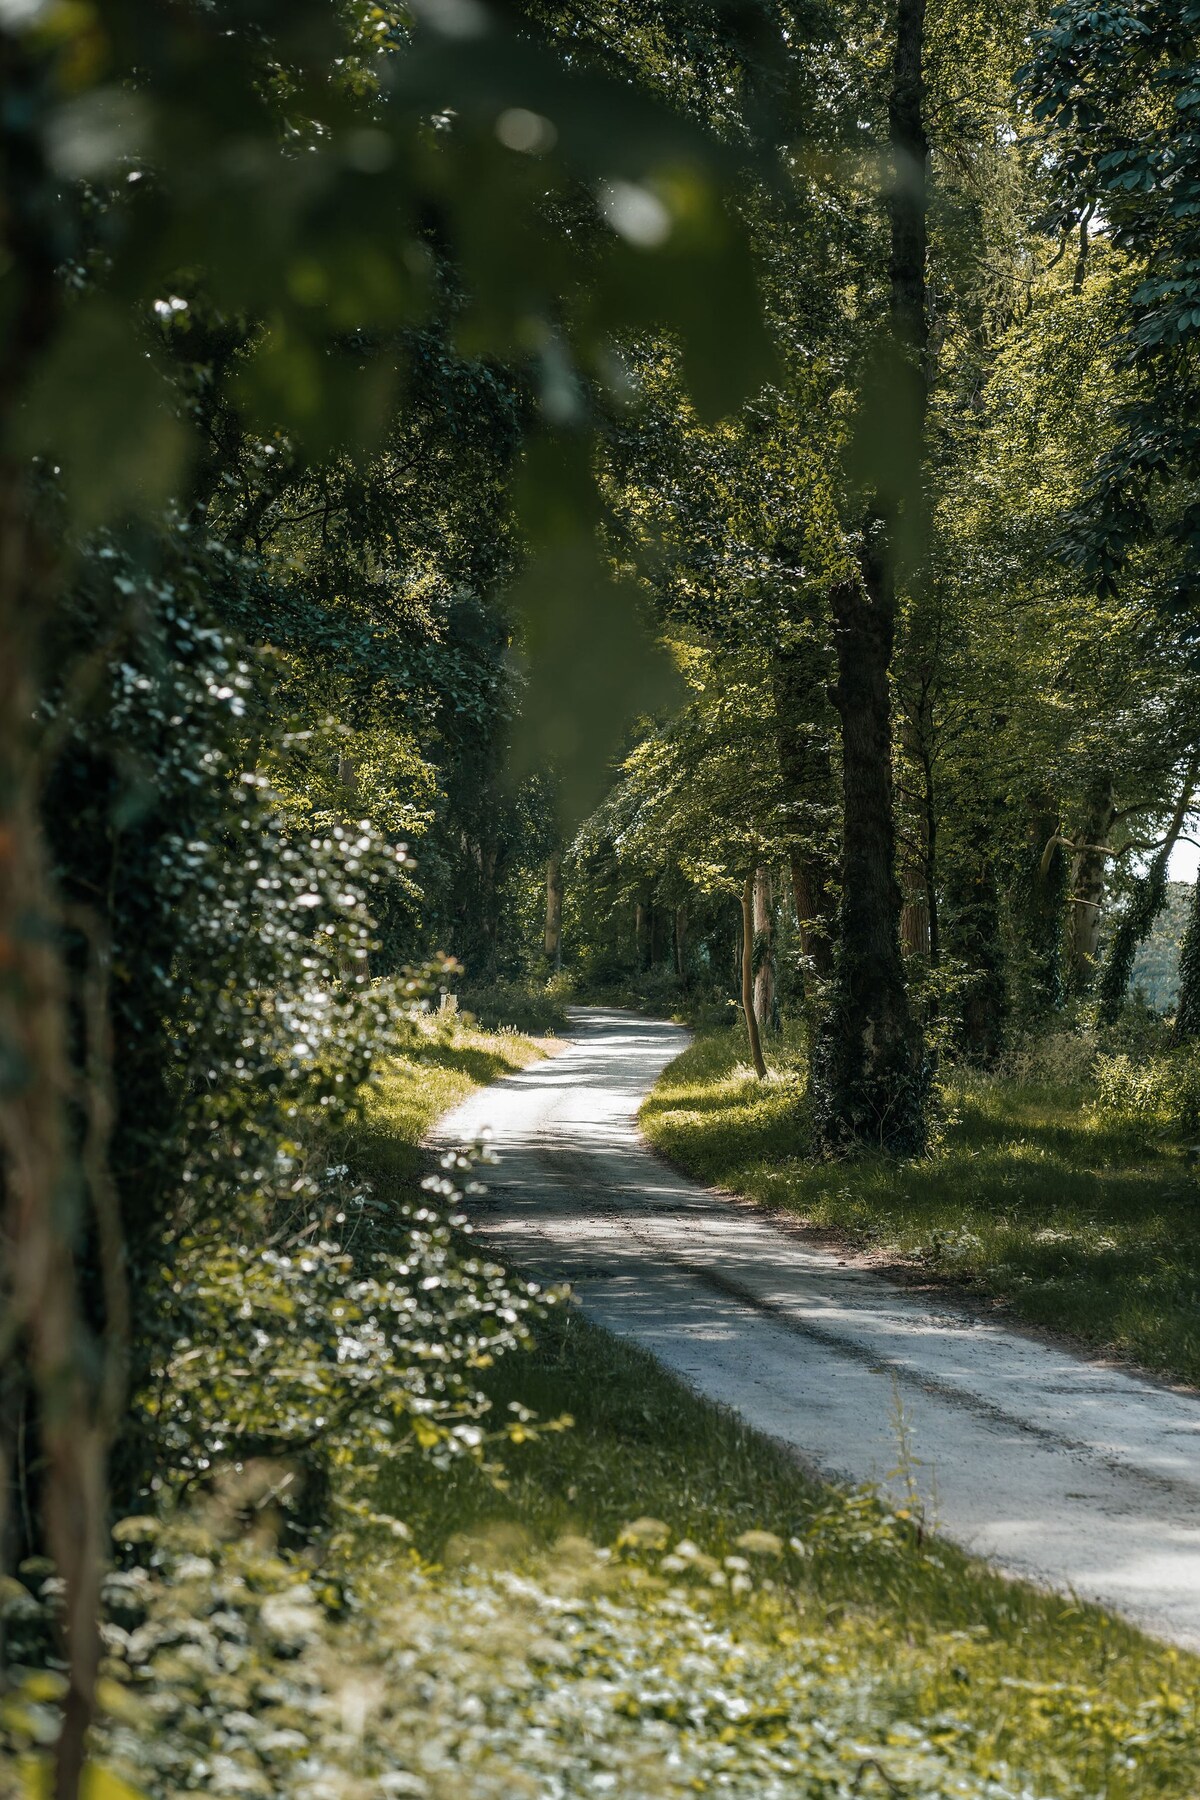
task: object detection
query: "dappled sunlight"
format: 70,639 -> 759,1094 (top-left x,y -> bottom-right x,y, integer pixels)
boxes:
644,1026 -> 1200,1386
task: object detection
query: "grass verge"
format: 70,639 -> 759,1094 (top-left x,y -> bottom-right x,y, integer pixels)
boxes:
348,1012 -> 551,1186
370,1294 -> 1200,1797
360,1052 -> 1199,1800
640,1024 -> 1200,1386
63,1021 -> 1200,1800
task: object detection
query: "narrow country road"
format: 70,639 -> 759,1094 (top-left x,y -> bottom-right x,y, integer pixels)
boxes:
433,1007 -> 1200,1650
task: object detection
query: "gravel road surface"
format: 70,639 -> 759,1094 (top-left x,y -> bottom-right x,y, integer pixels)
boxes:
433,1007 -> 1200,1649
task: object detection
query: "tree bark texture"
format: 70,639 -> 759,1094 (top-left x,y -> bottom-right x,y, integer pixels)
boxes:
1015,791 -> 1068,1019
544,851 -> 563,968
740,875 -> 768,1079
898,706 -> 936,962
815,0 -> 928,1154
770,640 -> 836,988
635,899 -> 651,971
752,866 -> 778,1033
899,868 -> 931,958
816,572 -> 925,1150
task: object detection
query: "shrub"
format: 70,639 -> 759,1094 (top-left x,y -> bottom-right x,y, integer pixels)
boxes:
458,973 -> 574,1035
1094,1045 -> 1200,1145
997,1026 -> 1099,1088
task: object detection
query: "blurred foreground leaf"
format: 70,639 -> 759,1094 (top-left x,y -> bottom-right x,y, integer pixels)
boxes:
509,543 -> 678,817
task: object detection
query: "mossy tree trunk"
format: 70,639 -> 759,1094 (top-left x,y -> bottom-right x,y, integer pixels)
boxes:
944,848 -> 1006,1065
898,703 -> 936,963
1015,791 -> 1068,1020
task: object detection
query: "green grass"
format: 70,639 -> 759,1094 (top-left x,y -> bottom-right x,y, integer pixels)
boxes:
72,1010 -> 1200,1795
457,973 -> 575,1035
346,1014 -> 550,1186
640,1024 -> 1200,1386
369,1294 -> 1200,1797
339,1050 -> 1200,1799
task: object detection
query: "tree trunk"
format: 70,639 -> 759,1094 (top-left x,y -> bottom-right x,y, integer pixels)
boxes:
1016,790 -> 1068,1018
673,902 -> 687,980
770,639 -> 836,987
635,898 -> 651,971
944,846 -> 1006,1065
740,875 -> 768,1079
814,0 -> 928,1154
817,569 -> 925,1150
1067,770 -> 1115,996
0,40 -> 115,1787
1,472 -> 114,1800
544,850 -> 563,968
898,707 -> 936,962
752,866 -> 778,1034
899,869 -> 930,957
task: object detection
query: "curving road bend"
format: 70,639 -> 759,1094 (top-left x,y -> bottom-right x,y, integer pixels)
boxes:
432,1007 -> 1200,1650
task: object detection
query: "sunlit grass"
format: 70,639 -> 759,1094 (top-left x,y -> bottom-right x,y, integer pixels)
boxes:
349,1017 -> 549,1186
374,1280 -> 1200,1799
328,1026 -> 1200,1799
641,1026 -> 1200,1385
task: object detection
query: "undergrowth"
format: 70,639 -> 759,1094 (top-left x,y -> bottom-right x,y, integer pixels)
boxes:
640,1024 -> 1200,1385
9,1022 -> 1198,1799
455,974 -> 575,1036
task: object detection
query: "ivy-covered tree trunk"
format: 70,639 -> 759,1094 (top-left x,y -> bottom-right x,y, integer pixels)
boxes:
1175,872 -> 1200,1040
898,707 -> 936,962
814,0 -> 928,1154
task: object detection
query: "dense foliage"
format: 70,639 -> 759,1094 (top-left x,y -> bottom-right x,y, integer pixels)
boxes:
2,0 -> 1200,1793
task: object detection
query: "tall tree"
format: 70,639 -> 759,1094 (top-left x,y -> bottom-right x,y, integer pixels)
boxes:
813,0 -> 929,1154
